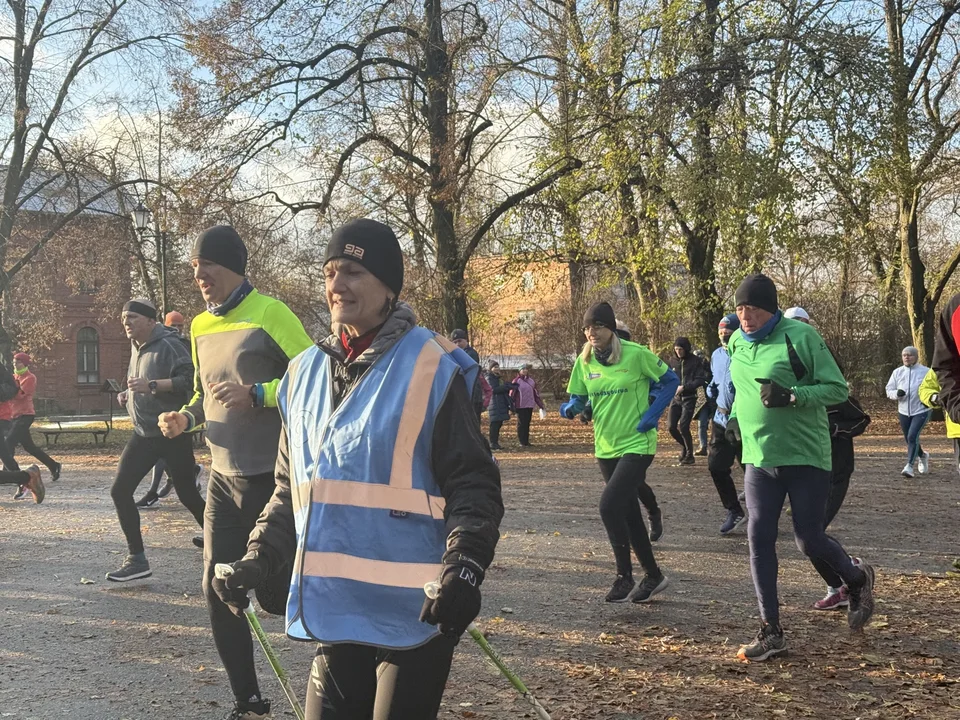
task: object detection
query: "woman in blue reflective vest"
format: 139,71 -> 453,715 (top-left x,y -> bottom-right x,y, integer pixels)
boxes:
212,219 -> 504,720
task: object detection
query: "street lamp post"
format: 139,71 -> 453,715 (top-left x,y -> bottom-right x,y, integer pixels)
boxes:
131,202 -> 167,316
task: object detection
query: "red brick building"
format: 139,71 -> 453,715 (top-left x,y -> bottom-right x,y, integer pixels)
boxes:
6,173 -> 132,415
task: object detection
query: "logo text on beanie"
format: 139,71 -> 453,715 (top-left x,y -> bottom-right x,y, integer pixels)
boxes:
344,244 -> 365,260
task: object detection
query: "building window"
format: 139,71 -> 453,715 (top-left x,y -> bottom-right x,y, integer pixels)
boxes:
77,327 -> 99,384
521,270 -> 535,293
517,310 -> 535,334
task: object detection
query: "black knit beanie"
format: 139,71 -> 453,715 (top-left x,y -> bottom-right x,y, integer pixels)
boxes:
583,301 -> 616,329
324,219 -> 404,297
191,226 -> 247,276
674,337 -> 691,353
734,274 -> 779,314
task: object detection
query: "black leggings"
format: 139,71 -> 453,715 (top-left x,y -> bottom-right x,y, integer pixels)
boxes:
707,420 -> 743,513
668,398 -> 696,456
0,419 -> 20,471
305,636 -> 455,719
111,432 -> 205,554
201,470 -> 278,704
516,408 -> 533,445
811,439 -> 855,588
0,469 -> 31,485
6,415 -> 57,471
597,454 -> 660,579
489,419 -> 503,447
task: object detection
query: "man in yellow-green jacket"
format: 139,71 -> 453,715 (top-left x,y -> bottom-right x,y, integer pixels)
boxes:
159,225 -> 314,720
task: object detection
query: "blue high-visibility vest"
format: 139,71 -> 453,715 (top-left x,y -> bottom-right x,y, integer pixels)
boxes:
278,326 -> 478,648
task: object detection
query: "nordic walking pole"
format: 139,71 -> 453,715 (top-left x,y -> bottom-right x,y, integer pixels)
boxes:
216,564 -> 305,720
425,582 -> 552,720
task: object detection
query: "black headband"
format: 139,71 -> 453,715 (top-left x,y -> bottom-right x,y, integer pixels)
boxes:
123,301 -> 157,320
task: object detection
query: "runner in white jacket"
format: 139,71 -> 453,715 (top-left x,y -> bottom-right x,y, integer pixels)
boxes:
885,346 -> 931,478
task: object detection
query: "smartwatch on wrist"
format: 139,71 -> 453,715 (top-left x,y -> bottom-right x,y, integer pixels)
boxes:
148,380 -> 158,395
249,384 -> 258,408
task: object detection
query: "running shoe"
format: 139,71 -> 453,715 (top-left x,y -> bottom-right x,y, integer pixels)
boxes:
695,446 -> 707,456
135,492 -> 160,509
157,478 -> 174,498
222,699 -> 271,719
192,536 -> 204,549
720,510 -> 746,535
847,562 -> 876,630
49,461 -> 61,481
676,452 -> 687,465
918,451 -> 930,475
813,586 -> 849,610
24,465 -> 44,504
106,554 -> 152,582
648,509 -> 663,542
680,455 -> 695,466
631,574 -> 668,603
737,623 -> 787,661
490,444 -> 502,451
901,463 -> 915,478
13,485 -> 27,500
604,574 -> 636,603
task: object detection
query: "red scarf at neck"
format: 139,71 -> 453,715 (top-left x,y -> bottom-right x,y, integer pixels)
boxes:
340,327 -> 380,362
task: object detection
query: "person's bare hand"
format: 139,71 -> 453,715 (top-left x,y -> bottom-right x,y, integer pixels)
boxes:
209,382 -> 252,410
127,377 -> 150,393
158,412 -> 188,438
117,390 -> 128,405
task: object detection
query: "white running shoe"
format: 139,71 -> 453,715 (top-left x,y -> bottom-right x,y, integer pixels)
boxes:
918,451 -> 930,475
901,463 -> 915,478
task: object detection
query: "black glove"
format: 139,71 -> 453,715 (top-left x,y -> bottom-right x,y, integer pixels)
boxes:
212,554 -> 266,616
580,404 -> 594,424
420,554 -> 484,640
724,417 -> 742,446
756,378 -> 792,408
896,389 -> 906,398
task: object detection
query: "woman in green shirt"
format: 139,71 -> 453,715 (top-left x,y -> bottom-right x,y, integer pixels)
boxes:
562,302 -> 679,604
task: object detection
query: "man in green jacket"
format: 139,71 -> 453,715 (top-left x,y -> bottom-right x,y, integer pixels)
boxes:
159,226 -> 314,720
726,274 -> 876,662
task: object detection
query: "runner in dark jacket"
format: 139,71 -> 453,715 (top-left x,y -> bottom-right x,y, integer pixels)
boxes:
485,361 -> 516,450
668,337 -> 708,465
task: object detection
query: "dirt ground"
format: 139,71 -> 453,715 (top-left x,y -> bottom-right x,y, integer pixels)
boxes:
2,411 -> 959,720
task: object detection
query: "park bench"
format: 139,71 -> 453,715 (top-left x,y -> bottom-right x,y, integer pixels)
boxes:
38,415 -> 112,446
36,379 -> 121,447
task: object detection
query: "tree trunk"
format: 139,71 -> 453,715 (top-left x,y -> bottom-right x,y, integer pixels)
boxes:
423,0 -> 462,333
899,196 -> 931,362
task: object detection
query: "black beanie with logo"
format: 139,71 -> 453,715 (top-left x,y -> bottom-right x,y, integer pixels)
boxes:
191,226 -> 248,276
323,219 -> 404,297
734,273 -> 779,314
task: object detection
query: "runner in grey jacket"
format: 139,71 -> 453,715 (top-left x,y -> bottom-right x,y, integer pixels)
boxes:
106,299 -> 205,582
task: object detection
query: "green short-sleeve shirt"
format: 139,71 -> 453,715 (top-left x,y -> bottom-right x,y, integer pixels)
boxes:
567,340 -> 669,459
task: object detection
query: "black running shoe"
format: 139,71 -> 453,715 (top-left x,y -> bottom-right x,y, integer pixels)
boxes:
631,574 -> 668,603
50,462 -> 62,481
847,562 -> 876,630
695,447 -> 707,456
223,698 -> 271,719
648,509 -> 663,542
156,479 -> 174,499
192,536 -> 204,549
604,574 -> 636,603
680,455 -> 695,465
720,510 -> 746,535
106,554 -> 152,582
737,623 -> 787,661
135,492 -> 160,509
